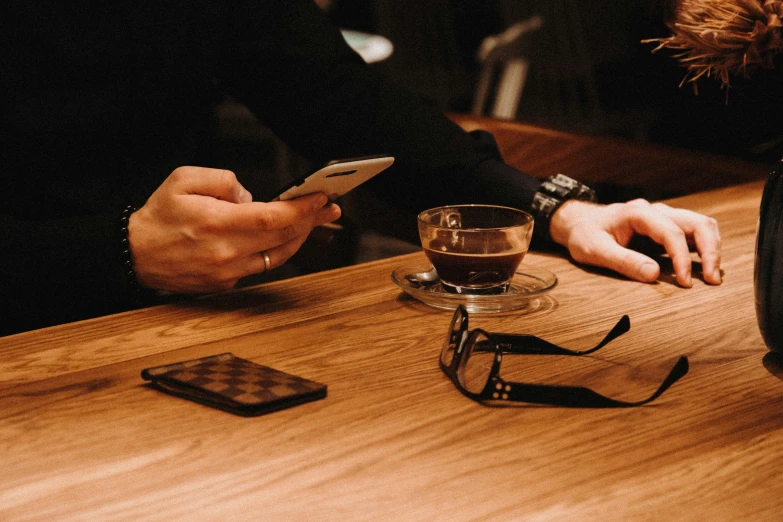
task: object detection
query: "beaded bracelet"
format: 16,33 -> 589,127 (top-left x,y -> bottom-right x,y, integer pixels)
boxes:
120,205 -> 148,301
530,174 -> 597,244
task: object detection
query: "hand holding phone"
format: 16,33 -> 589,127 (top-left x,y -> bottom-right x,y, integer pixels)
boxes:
273,155 -> 394,202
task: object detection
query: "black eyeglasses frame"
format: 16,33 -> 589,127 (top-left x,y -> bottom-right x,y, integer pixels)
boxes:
439,305 -> 689,408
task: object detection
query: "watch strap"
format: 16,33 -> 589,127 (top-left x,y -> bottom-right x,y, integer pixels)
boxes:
531,174 -> 597,244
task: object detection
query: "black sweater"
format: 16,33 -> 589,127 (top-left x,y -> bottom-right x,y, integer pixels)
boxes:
1,0 -> 540,335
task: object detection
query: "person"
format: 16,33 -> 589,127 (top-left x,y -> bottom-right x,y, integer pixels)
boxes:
1,1 -> 721,336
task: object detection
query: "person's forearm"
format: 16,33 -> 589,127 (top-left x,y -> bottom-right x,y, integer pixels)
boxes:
0,212 -> 124,284
0,211 -> 143,334
222,0 -> 541,212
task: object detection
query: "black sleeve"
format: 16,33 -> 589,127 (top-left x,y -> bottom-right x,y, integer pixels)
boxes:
220,0 -> 541,214
0,210 -> 141,335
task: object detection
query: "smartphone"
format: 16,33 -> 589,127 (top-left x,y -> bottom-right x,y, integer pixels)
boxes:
273,155 -> 394,202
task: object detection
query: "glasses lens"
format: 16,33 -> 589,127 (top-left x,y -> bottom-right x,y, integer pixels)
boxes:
441,307 -> 467,366
458,331 -> 496,394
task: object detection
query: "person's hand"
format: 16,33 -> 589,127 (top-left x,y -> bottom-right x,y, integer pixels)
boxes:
549,198 -> 721,287
127,166 -> 341,293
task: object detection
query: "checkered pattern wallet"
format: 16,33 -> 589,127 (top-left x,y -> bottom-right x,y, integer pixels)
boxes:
141,353 -> 327,416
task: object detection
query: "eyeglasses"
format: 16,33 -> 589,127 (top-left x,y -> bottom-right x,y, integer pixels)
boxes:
440,305 -> 688,407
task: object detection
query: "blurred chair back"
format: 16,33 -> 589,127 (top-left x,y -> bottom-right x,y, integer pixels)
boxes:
471,15 -> 543,119
473,0 -> 603,133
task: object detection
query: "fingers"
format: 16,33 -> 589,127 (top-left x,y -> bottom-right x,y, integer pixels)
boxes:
256,231 -> 312,272
168,166 -> 252,203
238,185 -> 253,203
133,167 -> 343,294
652,203 -> 722,285
228,192 -> 331,229
622,200 -> 693,287
174,228 -> 314,292
224,195 -> 340,250
164,168 -> 335,236
557,199 -> 722,288
220,229 -> 313,286
571,231 -> 662,284
203,198 -> 341,278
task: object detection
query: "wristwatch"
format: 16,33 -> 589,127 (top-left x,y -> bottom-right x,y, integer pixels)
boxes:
530,173 -> 597,244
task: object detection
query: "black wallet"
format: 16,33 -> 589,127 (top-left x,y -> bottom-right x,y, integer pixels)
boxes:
141,353 -> 327,416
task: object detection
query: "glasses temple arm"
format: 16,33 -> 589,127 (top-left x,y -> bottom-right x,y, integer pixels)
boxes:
489,315 -> 631,356
496,355 -> 688,408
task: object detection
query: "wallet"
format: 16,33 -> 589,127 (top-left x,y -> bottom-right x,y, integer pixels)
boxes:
141,353 -> 327,416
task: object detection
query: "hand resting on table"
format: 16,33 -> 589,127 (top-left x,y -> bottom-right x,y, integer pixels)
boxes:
550,198 -> 722,288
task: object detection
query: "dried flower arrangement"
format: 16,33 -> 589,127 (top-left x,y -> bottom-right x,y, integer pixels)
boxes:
646,0 -> 783,90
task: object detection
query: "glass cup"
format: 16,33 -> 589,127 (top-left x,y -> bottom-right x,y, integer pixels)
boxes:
417,204 -> 534,294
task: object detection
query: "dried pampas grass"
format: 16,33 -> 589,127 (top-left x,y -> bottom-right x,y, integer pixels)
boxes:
646,0 -> 783,89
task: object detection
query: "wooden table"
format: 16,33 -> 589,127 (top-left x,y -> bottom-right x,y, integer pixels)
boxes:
450,113 -> 772,197
2,180 -> 781,520
0,178 -> 783,520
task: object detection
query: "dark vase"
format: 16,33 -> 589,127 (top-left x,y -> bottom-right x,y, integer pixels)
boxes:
755,160 -> 783,352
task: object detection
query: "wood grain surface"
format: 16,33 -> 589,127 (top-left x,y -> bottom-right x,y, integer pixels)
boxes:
1,180 -> 780,521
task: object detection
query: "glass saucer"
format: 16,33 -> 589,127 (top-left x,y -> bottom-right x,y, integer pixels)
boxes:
391,264 -> 557,313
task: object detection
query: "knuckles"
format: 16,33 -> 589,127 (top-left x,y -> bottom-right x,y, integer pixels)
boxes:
207,243 -> 240,267
252,207 -> 278,231
627,198 -> 651,208
169,166 -> 238,185
278,223 -> 300,243
214,169 -> 239,197
198,205 -> 232,233
619,198 -> 651,217
168,166 -> 191,184
567,240 -> 597,264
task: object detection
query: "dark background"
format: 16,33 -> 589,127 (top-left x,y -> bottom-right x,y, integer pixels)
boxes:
325,0 -> 783,167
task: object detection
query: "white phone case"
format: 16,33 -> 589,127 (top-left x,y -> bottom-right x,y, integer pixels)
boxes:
275,156 -> 394,201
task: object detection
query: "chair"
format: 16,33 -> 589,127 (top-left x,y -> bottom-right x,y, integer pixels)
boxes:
472,1 -> 603,130
471,15 -> 543,119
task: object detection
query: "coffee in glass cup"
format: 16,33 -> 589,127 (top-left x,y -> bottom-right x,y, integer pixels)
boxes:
417,204 -> 534,294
